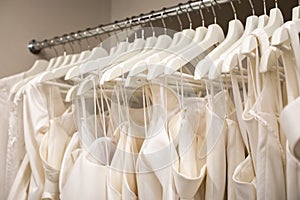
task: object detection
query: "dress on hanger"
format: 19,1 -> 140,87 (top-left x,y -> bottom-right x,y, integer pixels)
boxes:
136,83 -> 179,200
248,30 -> 286,200
0,72 -> 24,199
251,68 -> 286,200
170,97 -> 207,199
279,39 -> 300,200
39,107 -> 76,199
61,94 -> 116,199
204,90 -> 239,200
231,30 -> 265,200
231,60 -> 257,200
23,77 -> 66,199
5,87 -> 26,198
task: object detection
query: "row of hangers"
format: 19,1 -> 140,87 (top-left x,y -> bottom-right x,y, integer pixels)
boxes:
9,0 -> 300,102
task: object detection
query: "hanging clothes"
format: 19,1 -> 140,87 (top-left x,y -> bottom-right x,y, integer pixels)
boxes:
3,1 -> 300,199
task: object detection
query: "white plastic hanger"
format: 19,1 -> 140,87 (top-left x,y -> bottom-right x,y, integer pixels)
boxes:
262,16 -> 300,73
57,43 -> 74,67
210,1 -> 261,79
293,0 -> 300,21
80,19 -> 146,76
165,1 -> 224,76
286,19 -> 300,72
271,0 -> 300,48
223,0 -> 270,74
98,16 -> 160,84
221,0 -> 258,73
64,30 -> 111,80
65,47 -> 116,80
150,2 -> 213,77
100,11 -> 172,84
259,46 -> 278,73
49,40 -> 70,69
262,0 -> 283,37
195,0 -> 244,80
102,20 -> 146,65
40,25 -> 137,83
127,8 -> 185,77
24,59 -> 49,78
37,38 -> 107,83
9,59 -> 49,100
257,0 -> 269,28
162,0 -> 208,63
125,7 -> 193,80
98,36 -> 158,84
241,0 -> 283,56
125,35 -> 172,78
46,41 -> 61,69
147,4 -> 199,80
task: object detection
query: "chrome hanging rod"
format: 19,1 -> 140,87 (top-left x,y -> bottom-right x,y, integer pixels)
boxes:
28,0 -> 238,54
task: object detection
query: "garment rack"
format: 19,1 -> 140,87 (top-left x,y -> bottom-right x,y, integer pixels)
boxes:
27,0 -> 238,55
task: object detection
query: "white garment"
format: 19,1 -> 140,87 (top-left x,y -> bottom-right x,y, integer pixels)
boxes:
60,150 -> 109,200
252,70 -> 286,200
225,105 -> 246,200
5,87 -> 26,198
279,42 -> 300,200
170,97 -> 207,200
0,72 -> 24,199
7,154 -> 31,200
61,123 -> 116,199
205,90 -> 236,200
59,132 -> 81,192
136,83 -> 179,200
231,71 -> 257,200
39,108 -> 76,199
23,77 -> 66,199
281,95 -> 300,199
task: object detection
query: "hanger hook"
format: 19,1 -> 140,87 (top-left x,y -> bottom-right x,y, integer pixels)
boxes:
138,14 -> 145,39
124,18 -> 130,42
58,36 -> 67,56
130,16 -> 139,40
176,8 -> 183,31
198,1 -> 205,27
263,0 -> 267,15
83,29 -> 91,50
210,0 -> 217,24
201,0 -> 210,12
274,0 -> 278,8
179,3 -> 192,29
148,11 -> 156,36
187,1 -> 194,29
66,34 -> 75,54
160,10 -> 167,35
95,26 -> 104,47
112,21 -> 120,43
50,39 -> 59,57
247,0 -> 255,15
229,0 -> 238,20
73,32 -> 83,52
99,24 -> 110,37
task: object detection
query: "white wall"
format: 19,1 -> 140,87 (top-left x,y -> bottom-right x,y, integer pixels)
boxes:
0,0 -> 111,78
111,0 -> 184,21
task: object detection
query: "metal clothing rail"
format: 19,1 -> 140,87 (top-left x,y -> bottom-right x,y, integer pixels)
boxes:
27,0 -> 237,54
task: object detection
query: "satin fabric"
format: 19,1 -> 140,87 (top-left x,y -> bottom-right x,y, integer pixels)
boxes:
39,108 -> 76,199
23,77 -> 66,199
170,97 -> 207,200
